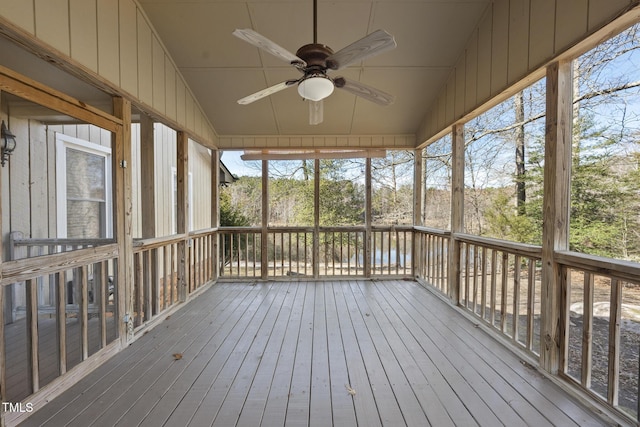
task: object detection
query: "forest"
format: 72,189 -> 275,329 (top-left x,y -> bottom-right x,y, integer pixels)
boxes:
221,22 -> 640,263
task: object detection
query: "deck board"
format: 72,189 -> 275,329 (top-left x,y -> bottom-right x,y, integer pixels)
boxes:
19,280 -> 614,427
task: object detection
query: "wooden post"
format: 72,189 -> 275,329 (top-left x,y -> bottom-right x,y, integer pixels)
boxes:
313,159 -> 320,278
413,148 -> 423,278
448,124 -> 464,304
211,150 -> 220,280
176,131 -> 189,301
364,158 -> 372,278
113,97 -> 133,344
540,60 -> 572,374
0,89 -> 5,404
140,114 -> 156,239
140,114 -> 157,314
261,160 -> 269,279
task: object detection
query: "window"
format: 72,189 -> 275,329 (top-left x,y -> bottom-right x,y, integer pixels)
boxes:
56,134 -> 112,238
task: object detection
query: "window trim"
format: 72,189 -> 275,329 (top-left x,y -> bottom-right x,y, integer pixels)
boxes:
56,133 -> 113,238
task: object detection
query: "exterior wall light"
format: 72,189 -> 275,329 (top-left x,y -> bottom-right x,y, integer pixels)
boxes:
0,121 -> 16,167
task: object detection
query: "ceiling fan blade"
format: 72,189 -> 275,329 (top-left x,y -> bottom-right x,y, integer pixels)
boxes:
309,100 -> 323,125
233,29 -> 306,67
326,29 -> 396,71
237,80 -> 297,105
334,77 -> 394,105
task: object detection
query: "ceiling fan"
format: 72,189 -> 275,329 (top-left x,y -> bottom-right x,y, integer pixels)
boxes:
233,0 -> 397,125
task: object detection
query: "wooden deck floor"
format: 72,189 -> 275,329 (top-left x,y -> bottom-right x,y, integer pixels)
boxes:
19,280 -> 613,426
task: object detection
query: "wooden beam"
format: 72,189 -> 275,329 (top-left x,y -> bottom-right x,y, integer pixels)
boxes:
0,65 -> 121,132
240,149 -> 386,161
176,131 -> 189,301
448,124 -> 464,304
140,114 -> 156,239
113,96 -> 134,343
540,60 -> 572,374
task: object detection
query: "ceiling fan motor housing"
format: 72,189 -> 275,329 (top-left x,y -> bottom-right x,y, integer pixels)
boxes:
295,44 -> 334,69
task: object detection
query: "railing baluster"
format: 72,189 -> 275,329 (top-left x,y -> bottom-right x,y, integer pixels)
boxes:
491,249 -> 498,326
98,261 -> 108,348
526,259 -> 535,351
56,272 -> 67,375
608,278 -> 622,406
237,233 -> 242,276
80,266 -> 89,361
144,250 -> 152,321
513,255 -> 521,341
464,243 -> 470,307
26,278 -> 39,393
480,246 -> 487,319
500,252 -> 509,333
472,245 -> 479,314
582,272 -> 594,388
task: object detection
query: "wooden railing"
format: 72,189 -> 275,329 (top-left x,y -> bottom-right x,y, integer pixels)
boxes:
218,225 -> 413,278
414,227 -> 640,422
1,228 -> 217,421
414,227 -> 450,294
455,234 -> 543,355
0,244 -> 120,404
218,227 -> 262,278
132,229 -> 216,328
9,227 -> 640,422
556,251 -> 640,421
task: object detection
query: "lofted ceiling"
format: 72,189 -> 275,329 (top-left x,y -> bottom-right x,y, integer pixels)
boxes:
138,0 -> 491,138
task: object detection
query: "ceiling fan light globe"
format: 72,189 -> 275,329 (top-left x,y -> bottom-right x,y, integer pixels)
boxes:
298,76 -> 334,101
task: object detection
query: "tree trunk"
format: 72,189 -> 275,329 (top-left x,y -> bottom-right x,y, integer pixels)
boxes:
515,91 -> 526,215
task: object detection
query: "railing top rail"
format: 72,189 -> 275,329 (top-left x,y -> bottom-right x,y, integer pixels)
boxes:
0,243 -> 119,286
218,226 -> 262,233
371,224 -> 413,231
413,226 -> 451,237
189,228 -> 217,237
11,237 -> 115,246
268,226 -> 316,233
556,250 -> 640,283
219,225 -> 415,233
133,233 -> 188,251
453,232 -> 542,258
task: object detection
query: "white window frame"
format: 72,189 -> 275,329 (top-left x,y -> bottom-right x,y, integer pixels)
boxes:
56,133 -> 113,238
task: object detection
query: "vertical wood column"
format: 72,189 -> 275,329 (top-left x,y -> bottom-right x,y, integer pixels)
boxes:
0,90 -> 5,403
364,158 -> 372,278
541,60 -> 573,374
261,160 -> 269,279
140,114 -> 155,239
113,97 -> 133,343
313,159 -> 320,278
413,148 -> 424,278
176,132 -> 189,301
139,115 -> 157,315
448,124 -> 465,304
211,150 -> 220,280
